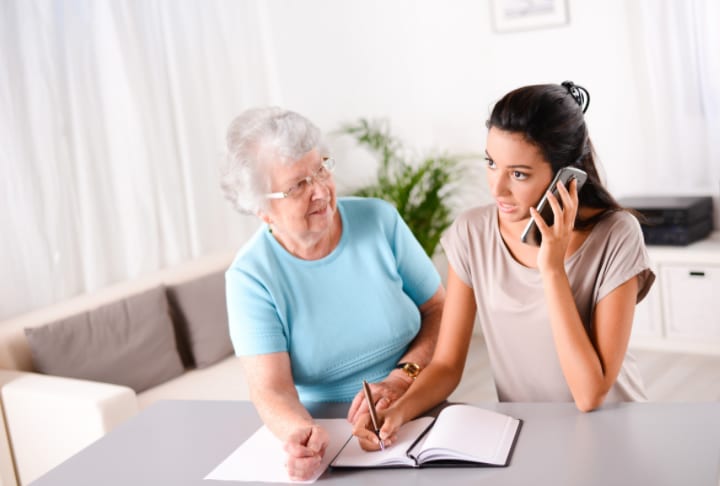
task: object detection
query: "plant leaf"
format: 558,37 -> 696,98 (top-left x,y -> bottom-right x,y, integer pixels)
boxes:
342,119 -> 465,257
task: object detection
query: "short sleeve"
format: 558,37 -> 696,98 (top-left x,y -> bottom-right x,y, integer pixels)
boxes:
596,213 -> 656,303
440,212 -> 474,287
225,266 -> 288,356
389,207 -> 441,306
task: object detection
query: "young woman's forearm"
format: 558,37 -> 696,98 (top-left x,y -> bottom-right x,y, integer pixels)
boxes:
389,268 -> 476,423
541,270 -> 608,411
388,361 -> 464,423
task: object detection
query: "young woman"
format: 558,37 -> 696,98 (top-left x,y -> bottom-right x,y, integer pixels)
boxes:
354,81 -> 656,450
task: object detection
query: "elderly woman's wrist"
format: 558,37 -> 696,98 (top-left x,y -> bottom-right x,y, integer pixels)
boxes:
389,368 -> 415,386
396,361 -> 422,380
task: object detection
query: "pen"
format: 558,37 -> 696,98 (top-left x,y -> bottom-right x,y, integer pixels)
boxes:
362,380 -> 385,450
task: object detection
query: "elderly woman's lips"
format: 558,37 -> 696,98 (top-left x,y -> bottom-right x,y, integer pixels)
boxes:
308,205 -> 327,215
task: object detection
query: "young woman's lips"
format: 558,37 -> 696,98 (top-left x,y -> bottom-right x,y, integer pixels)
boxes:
496,200 -> 516,213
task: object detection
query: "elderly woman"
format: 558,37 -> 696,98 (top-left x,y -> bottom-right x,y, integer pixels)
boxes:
220,107 -> 445,480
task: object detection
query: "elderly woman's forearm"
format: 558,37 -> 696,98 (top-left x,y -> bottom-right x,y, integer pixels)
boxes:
398,286 -> 445,366
250,387 -> 314,441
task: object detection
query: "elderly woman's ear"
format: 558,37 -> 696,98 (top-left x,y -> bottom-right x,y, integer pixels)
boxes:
258,211 -> 272,225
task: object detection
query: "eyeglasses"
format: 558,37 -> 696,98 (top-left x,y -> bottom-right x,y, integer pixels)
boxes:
265,157 -> 336,200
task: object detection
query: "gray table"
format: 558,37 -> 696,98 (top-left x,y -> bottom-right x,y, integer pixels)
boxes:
31,400 -> 720,486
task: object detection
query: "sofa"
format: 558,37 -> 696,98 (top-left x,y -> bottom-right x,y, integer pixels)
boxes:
0,252 -> 249,486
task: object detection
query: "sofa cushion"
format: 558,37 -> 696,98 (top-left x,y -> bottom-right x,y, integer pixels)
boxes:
24,286 -> 184,393
166,271 -> 232,368
137,354 -> 248,409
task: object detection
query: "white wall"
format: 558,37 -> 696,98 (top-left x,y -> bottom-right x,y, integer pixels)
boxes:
3,1 -> 717,319
260,0 -> 635,192
254,0 -> 718,219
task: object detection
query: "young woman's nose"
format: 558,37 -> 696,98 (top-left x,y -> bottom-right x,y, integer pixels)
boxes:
489,172 -> 511,198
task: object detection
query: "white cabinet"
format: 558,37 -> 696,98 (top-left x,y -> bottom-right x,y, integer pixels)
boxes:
662,263 -> 720,339
630,231 -> 720,354
632,282 -> 661,337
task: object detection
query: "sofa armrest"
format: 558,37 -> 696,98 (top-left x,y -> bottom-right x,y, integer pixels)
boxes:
0,371 -> 139,485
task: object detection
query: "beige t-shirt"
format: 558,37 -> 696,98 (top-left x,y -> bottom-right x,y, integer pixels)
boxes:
441,205 -> 655,403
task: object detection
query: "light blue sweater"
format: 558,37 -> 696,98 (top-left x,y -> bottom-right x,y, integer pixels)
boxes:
226,197 -> 440,402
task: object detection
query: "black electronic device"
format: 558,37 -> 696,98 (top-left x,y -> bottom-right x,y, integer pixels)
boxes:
639,218 -> 714,246
619,195 -> 714,246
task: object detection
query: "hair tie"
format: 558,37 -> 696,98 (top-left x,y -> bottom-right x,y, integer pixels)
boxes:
561,81 -> 590,114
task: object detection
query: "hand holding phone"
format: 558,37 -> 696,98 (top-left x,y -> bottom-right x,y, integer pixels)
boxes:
520,167 -> 588,246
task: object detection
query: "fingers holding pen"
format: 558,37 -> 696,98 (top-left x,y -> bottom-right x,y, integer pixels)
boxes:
351,412 -> 397,451
378,410 -> 402,444
361,380 -> 387,450
347,391 -> 368,423
352,413 -> 381,450
350,379 -> 404,451
348,378 -> 403,424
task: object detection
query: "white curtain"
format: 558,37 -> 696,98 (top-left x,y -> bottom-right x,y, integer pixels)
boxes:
0,0 -> 276,319
631,0 -> 720,200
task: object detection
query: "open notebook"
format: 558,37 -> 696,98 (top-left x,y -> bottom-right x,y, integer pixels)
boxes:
331,404 -> 521,468
205,405 -> 521,482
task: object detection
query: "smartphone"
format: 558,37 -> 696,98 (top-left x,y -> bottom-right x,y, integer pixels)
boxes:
520,167 -> 588,246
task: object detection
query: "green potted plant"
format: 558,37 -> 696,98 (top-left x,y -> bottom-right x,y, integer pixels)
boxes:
339,118 -> 467,257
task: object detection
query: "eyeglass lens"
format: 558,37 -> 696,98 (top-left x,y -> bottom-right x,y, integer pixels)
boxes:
286,158 -> 334,198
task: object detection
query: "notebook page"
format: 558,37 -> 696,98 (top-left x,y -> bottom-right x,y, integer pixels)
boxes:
416,405 -> 517,465
331,416 -> 434,468
205,418 -> 351,483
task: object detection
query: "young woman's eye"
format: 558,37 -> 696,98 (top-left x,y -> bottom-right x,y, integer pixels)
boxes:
484,157 -> 496,169
512,170 -> 528,180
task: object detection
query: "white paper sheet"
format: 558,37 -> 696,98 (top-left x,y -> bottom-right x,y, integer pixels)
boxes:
205,418 -> 352,483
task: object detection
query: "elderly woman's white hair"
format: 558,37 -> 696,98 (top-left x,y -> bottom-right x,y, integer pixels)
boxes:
220,107 -> 328,214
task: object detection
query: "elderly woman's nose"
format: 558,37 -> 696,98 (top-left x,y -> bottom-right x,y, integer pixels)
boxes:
310,177 -> 331,197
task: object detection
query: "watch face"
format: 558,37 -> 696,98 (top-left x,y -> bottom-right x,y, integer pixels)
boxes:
403,362 -> 421,378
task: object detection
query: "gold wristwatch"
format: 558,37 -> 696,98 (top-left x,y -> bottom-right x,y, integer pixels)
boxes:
396,362 -> 421,380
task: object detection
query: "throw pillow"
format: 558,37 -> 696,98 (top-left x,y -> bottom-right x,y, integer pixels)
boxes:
25,286 -> 185,393
166,271 -> 232,368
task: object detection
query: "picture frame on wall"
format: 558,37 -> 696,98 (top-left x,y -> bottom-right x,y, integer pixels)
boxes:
490,0 -> 569,33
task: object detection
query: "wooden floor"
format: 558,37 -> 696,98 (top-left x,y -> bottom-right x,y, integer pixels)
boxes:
449,334 -> 720,403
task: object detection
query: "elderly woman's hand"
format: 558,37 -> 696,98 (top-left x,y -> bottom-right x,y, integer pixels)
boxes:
346,374 -> 411,425
283,424 -> 329,481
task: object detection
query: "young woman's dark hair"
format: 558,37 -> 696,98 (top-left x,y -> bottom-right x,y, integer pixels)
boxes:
487,81 -> 623,229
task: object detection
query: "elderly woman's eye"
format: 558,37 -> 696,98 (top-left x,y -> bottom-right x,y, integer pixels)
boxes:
290,179 -> 308,195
